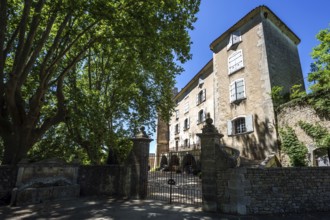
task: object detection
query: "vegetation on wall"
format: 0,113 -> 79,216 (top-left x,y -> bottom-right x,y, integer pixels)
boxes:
279,127 -> 308,167
298,121 -> 330,159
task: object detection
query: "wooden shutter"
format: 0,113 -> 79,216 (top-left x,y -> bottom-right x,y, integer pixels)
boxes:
187,117 -> 190,128
228,50 -> 243,74
229,81 -> 236,102
202,109 -> 206,122
227,34 -> 233,50
232,31 -> 241,44
196,94 -> 199,105
236,79 -> 245,100
227,120 -> 233,135
202,89 -> 206,102
246,115 -> 254,132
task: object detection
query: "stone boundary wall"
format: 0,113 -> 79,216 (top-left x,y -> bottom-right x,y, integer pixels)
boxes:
277,104 -> 330,147
217,167 -> 330,214
78,165 -> 130,198
0,166 -> 17,205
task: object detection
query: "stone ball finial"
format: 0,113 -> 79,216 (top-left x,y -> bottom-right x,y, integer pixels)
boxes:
202,114 -> 220,135
205,113 -> 213,125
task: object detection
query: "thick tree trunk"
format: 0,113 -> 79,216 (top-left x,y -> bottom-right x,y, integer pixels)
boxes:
2,132 -> 32,165
106,147 -> 118,165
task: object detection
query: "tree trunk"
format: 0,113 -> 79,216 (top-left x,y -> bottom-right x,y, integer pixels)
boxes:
106,147 -> 118,165
2,132 -> 32,165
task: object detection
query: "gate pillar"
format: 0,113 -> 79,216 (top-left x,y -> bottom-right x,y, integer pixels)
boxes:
129,126 -> 152,199
197,116 -> 223,212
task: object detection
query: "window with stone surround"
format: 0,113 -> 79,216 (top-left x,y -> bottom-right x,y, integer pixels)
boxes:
227,115 -> 253,136
196,89 -> 206,105
228,49 -> 244,74
230,78 -> 246,103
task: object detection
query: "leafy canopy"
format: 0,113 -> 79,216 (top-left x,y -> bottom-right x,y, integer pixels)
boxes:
0,0 -> 201,164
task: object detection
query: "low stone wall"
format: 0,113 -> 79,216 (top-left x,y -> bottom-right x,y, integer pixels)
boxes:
0,166 -> 17,205
217,167 -> 330,214
277,104 -> 330,166
78,165 -> 130,198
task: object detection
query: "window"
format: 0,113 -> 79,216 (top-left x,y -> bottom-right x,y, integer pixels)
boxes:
184,102 -> 189,114
184,139 -> 189,148
228,50 -> 244,74
175,110 -> 179,120
175,141 -> 179,151
184,118 -> 190,130
175,124 -> 180,134
227,31 -> 242,50
197,109 -> 206,124
196,89 -> 206,105
198,77 -> 204,87
227,115 -> 253,136
230,78 -> 245,103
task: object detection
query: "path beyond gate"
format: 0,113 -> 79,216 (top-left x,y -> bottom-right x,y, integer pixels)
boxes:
147,152 -> 202,205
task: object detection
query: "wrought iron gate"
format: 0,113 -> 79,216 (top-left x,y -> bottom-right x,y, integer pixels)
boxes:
147,152 -> 202,205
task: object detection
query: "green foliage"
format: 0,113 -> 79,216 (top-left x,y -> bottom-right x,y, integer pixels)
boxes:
0,0 -> 201,164
307,90 -> 330,117
270,86 -> 285,107
279,127 -> 308,167
308,26 -> 330,93
298,121 -> 330,149
290,84 -> 306,100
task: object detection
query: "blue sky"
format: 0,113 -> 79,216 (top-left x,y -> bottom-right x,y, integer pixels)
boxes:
150,0 -> 330,153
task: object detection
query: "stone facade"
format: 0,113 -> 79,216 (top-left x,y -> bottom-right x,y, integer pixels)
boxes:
212,6 -> 302,160
277,104 -> 330,166
0,131 -> 151,205
168,60 -> 214,152
78,165 -> 130,197
198,117 -> 330,215
217,167 -> 330,214
157,6 -> 305,162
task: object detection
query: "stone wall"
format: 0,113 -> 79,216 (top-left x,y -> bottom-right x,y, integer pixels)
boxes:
277,104 -> 330,166
0,166 -> 17,205
217,167 -> 330,214
78,165 -> 130,198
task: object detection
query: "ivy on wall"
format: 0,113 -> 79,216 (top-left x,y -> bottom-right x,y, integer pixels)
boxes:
279,127 -> 308,167
298,121 -> 330,158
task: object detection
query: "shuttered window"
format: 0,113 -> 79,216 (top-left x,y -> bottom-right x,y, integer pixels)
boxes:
228,49 -> 244,74
227,31 -> 242,50
184,118 -> 190,130
227,115 -> 254,136
196,89 -> 206,105
230,78 -> 246,103
184,102 -> 189,113
175,124 -> 180,134
197,109 -> 206,124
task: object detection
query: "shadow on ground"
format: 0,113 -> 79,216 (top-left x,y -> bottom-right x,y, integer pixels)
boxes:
1,196 -> 329,220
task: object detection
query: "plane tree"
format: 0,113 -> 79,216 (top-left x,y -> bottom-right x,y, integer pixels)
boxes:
0,0 -> 200,164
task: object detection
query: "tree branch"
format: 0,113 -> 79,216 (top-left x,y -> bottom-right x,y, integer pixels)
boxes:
18,5 -> 58,88
46,20 -> 98,74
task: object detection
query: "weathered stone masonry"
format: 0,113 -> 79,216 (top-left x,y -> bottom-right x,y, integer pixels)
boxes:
217,167 -> 330,214
0,166 -> 17,204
